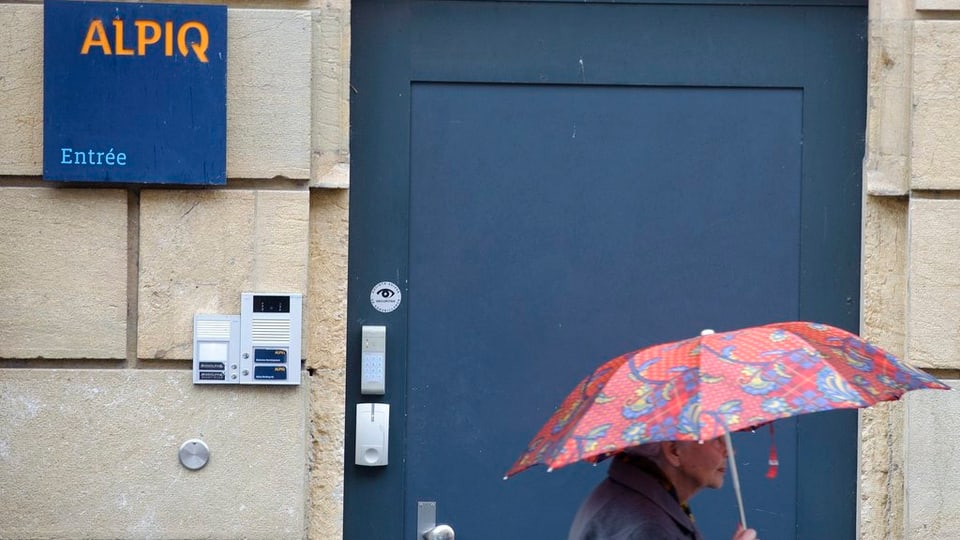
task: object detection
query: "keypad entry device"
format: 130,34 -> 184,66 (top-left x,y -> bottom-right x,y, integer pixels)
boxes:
361,325 -> 386,395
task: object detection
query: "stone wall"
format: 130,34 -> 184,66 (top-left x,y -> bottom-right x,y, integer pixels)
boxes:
0,2 -> 349,539
861,0 -> 960,536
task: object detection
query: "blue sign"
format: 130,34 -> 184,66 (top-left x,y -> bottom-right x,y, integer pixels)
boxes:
43,1 -> 227,184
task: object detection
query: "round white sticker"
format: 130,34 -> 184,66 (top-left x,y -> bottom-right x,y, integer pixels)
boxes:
370,281 -> 401,313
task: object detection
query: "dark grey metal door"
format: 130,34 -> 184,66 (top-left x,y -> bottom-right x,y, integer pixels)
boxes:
347,1 -> 866,538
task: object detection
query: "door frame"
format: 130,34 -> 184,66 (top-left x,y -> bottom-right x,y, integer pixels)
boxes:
346,1 -> 867,538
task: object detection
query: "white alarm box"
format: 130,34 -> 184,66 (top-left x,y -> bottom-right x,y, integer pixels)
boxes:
239,292 -> 303,385
193,314 -> 240,384
355,403 -> 389,466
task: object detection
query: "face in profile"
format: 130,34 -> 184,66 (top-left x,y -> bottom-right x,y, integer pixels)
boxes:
673,437 -> 729,492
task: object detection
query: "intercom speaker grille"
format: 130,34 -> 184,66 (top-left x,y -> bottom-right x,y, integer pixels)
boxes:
195,319 -> 233,339
251,319 -> 291,344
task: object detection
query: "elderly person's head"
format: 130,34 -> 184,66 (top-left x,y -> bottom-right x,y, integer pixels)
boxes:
623,437 -> 729,503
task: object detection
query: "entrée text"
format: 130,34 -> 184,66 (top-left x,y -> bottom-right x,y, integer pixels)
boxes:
60,148 -> 127,166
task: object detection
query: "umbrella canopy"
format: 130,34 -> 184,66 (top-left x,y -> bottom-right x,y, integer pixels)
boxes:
505,321 -> 950,478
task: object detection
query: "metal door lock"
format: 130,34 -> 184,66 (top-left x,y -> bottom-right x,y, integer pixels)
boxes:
417,501 -> 455,540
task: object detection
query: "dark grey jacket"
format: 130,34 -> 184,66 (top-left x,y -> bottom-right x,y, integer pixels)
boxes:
567,456 -> 704,540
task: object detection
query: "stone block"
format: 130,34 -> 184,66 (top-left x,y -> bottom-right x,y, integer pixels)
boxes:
859,402 -> 907,540
311,7 -> 351,188
0,188 -> 127,359
0,369 -> 308,539
0,5 -> 43,176
308,374 -> 345,540
228,10 -> 311,180
863,196 -> 908,349
138,189 -> 309,360
915,0 -> 960,10
907,198 -> 960,369
306,189 -> 348,371
865,20 -> 912,196
904,380 -> 960,540
912,21 -> 960,190
870,0 -> 915,20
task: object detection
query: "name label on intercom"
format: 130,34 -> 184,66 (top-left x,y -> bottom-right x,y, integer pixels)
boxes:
254,349 -> 288,362
255,365 -> 288,380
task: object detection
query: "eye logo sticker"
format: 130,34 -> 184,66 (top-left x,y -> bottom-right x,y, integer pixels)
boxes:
370,281 -> 401,313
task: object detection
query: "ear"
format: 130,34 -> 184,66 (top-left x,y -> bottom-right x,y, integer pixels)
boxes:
662,441 -> 683,467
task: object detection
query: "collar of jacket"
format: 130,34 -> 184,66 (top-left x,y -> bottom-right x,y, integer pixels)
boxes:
608,454 -> 702,539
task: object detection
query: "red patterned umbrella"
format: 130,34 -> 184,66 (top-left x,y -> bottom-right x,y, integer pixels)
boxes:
505,321 -> 950,479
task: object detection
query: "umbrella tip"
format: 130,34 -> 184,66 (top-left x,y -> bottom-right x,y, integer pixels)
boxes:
547,467 -> 554,473
502,476 -> 509,481
701,329 -> 715,336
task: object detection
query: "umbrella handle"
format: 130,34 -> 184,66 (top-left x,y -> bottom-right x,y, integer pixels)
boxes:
723,431 -> 748,530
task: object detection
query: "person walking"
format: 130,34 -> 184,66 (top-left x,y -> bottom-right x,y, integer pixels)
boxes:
568,437 -> 759,540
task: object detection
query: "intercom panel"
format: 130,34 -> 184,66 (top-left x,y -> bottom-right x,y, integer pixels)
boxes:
239,292 -> 302,385
193,314 -> 240,384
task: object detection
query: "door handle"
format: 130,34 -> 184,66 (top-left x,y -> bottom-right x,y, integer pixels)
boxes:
417,501 -> 455,540
422,524 -> 455,540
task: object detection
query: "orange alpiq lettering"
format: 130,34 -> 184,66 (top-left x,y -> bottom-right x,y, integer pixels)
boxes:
135,20 -> 162,55
112,20 -> 134,55
177,21 -> 209,63
80,20 -> 111,55
165,21 -> 174,57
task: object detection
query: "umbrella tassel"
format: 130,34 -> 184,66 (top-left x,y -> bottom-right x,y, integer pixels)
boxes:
766,423 -> 779,479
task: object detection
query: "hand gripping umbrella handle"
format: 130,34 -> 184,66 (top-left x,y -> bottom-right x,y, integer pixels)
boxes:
723,431 -> 748,530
